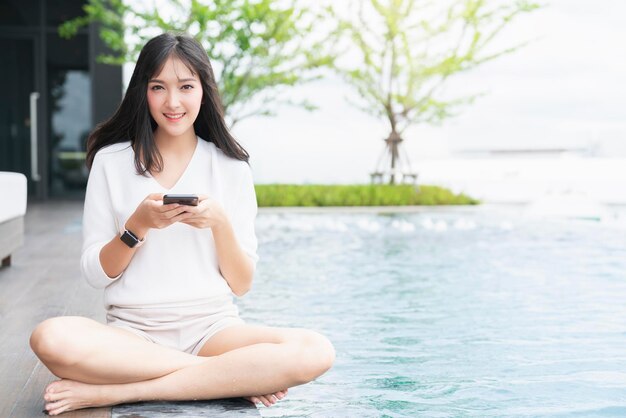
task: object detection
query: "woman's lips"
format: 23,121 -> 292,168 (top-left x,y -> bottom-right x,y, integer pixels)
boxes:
163,112 -> 185,121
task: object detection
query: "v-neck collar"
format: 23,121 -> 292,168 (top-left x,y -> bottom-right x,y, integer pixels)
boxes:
148,136 -> 200,192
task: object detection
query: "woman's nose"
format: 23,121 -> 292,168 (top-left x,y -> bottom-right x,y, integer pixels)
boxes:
165,91 -> 181,109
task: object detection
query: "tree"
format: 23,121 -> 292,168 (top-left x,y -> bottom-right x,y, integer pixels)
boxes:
334,0 -> 540,184
60,0 -> 335,127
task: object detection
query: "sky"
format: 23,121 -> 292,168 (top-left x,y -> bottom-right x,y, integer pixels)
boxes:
124,0 -> 626,185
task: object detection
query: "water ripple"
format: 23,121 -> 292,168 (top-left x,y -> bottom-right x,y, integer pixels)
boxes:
243,209 -> 626,417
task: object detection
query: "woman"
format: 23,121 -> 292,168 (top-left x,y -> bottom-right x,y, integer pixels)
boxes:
29,33 -> 335,416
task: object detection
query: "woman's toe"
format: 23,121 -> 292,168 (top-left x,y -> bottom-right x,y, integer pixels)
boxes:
46,402 -> 62,413
46,379 -> 66,393
45,391 -> 67,402
49,404 -> 71,416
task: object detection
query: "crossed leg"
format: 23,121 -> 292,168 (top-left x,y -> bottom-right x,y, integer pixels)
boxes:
30,316 -> 335,415
194,323 -> 318,407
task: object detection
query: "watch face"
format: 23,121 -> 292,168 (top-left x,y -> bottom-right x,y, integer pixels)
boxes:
120,231 -> 138,248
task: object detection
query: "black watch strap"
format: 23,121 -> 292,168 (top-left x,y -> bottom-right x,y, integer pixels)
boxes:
120,229 -> 144,248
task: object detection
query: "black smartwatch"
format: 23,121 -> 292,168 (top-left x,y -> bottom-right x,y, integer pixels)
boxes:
120,228 -> 145,248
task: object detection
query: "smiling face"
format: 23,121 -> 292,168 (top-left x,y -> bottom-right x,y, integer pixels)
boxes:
146,56 -> 203,141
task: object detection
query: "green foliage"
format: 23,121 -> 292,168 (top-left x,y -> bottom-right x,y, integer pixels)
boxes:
254,184 -> 479,206
334,0 -> 540,134
59,0 -> 336,127
59,0 -> 128,64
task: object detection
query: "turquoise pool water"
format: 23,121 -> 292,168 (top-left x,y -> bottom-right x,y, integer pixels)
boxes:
237,208 -> 626,418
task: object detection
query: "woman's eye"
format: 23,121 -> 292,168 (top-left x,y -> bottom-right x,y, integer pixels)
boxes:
181,85 -> 194,90
150,85 -> 164,90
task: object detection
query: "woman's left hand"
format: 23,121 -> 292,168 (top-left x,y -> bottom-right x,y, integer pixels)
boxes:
178,194 -> 227,229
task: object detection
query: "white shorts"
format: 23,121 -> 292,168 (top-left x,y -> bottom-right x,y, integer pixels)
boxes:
106,294 -> 245,356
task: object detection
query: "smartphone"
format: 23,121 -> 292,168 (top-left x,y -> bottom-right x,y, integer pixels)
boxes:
163,194 -> 199,206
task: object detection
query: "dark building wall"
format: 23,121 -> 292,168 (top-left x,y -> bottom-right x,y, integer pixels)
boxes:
90,23 -> 123,126
0,0 -> 123,200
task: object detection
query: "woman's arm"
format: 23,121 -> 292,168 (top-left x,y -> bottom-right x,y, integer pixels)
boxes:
81,153 -> 189,288
81,153 -> 125,288
98,195 -> 190,278
211,214 -> 255,296
180,164 -> 260,296
212,165 -> 259,296
179,201 -> 256,296
97,214 -> 149,279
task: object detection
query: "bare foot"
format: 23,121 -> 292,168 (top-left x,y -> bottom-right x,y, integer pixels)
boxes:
244,388 -> 288,407
43,379 -> 114,416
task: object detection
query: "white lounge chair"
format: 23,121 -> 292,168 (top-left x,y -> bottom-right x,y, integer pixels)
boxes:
0,172 -> 27,267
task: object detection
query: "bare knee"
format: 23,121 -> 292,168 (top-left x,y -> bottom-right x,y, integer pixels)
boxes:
30,316 -> 88,366
290,330 -> 335,385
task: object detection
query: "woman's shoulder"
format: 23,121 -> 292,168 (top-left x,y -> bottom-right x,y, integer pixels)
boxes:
199,137 -> 250,175
92,141 -> 133,166
95,141 -> 132,157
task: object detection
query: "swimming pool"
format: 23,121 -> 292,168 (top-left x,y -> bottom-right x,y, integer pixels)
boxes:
237,206 -> 626,417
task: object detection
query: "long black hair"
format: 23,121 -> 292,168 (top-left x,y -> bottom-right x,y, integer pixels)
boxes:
86,33 -> 249,173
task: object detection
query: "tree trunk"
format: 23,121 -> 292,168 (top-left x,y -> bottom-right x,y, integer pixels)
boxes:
386,130 -> 402,185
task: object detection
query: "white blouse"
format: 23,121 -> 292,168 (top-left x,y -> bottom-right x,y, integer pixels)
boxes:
80,136 -> 259,310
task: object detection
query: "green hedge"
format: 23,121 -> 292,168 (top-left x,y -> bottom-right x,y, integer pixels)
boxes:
254,184 -> 479,207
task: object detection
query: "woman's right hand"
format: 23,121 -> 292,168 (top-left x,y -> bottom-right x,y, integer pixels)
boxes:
125,193 -> 190,239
